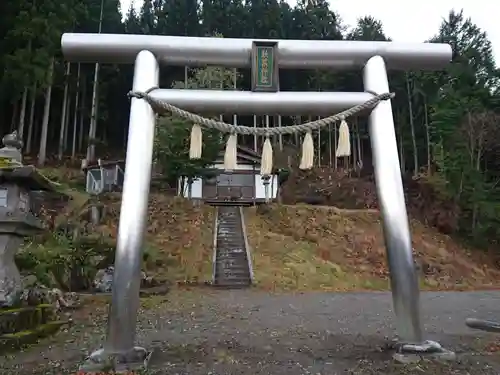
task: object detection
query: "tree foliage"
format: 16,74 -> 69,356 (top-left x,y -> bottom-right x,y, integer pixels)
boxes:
154,56 -> 237,182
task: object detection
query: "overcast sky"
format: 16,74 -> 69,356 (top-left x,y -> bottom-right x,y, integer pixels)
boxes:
119,0 -> 498,64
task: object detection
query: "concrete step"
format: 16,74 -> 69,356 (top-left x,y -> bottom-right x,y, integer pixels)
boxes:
215,268 -> 249,275
217,250 -> 247,257
216,268 -> 249,277
217,252 -> 246,258
213,282 -> 251,289
217,237 -> 244,242
216,276 -> 251,284
217,245 -> 246,251
216,258 -> 248,267
208,201 -> 254,207
214,276 -> 251,284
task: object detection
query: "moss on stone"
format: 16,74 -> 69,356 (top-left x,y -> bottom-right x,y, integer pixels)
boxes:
0,304 -> 56,336
0,320 -> 67,353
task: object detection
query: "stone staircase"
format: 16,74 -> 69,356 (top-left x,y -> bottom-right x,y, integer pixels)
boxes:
213,206 -> 252,288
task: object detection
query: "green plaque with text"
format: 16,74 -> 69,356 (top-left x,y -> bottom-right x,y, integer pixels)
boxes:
251,41 -> 279,92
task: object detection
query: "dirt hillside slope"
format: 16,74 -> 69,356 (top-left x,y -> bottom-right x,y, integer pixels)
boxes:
109,194 -> 214,284
55,193 -> 215,285
245,204 -> 500,291
141,195 -> 214,283
280,168 -> 460,234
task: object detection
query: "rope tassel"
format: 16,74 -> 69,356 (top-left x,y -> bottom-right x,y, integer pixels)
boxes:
224,133 -> 238,171
336,118 -> 351,157
299,131 -> 314,170
189,124 -> 203,159
260,136 -> 273,176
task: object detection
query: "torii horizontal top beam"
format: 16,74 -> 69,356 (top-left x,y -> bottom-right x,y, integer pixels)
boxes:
61,33 -> 452,70
147,89 -> 375,115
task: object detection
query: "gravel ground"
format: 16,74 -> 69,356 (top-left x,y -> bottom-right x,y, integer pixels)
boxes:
3,290 -> 500,374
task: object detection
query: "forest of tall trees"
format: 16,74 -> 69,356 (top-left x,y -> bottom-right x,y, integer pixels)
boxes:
0,0 -> 499,245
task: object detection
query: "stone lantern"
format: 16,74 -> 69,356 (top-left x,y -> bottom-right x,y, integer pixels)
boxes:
0,131 -> 54,307
261,174 -> 271,203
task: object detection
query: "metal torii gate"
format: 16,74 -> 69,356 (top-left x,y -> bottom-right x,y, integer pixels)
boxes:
61,33 -> 453,370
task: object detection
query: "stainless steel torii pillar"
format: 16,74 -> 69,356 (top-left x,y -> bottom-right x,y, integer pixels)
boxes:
61,33 -> 452,370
